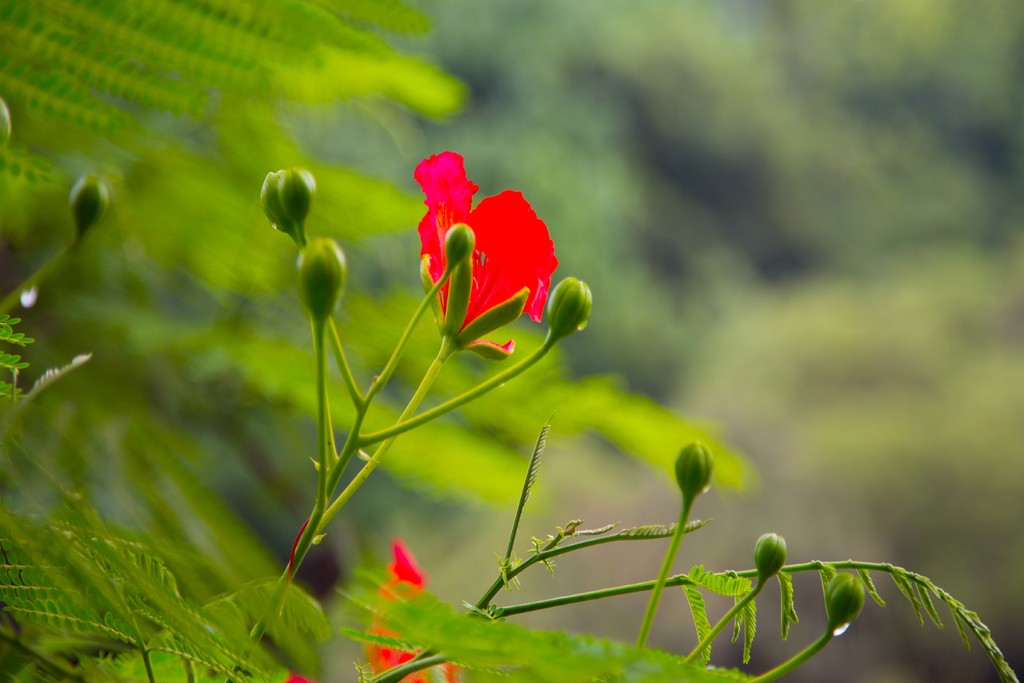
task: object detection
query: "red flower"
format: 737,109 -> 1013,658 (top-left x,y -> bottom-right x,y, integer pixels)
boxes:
367,540 -> 459,683
283,675 -> 313,683
416,151 -> 558,348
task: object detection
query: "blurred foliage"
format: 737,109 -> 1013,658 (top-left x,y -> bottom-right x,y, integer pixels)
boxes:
0,0 -> 753,680
379,0 -> 1022,681
2,0 -> 1023,680
0,0 -> 747,514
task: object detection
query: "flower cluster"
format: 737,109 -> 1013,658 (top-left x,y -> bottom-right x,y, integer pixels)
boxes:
416,151 -> 559,355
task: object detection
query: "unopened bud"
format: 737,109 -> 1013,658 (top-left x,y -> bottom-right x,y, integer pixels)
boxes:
545,277 -> 592,344
0,97 -> 10,146
297,237 -> 346,326
825,573 -> 865,634
674,442 -> 713,508
754,533 -> 787,582
444,223 -> 475,267
69,174 -> 110,241
262,167 -> 315,247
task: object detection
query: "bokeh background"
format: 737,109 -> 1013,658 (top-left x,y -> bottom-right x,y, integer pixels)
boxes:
2,1 -> 1022,681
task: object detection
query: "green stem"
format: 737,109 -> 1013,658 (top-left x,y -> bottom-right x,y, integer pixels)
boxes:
684,581 -> 764,663
496,574 -> 698,617
476,521 -> 702,612
328,319 -> 364,408
731,559 -> 902,580
749,631 -> 833,682
0,245 -> 72,316
319,338 -> 454,530
357,341 -> 552,449
637,502 -> 691,649
495,560 -> 911,618
364,276 -> 446,405
184,659 -> 197,683
372,653 -> 450,683
251,320 -> 332,641
141,648 -> 157,683
314,319 -> 331,506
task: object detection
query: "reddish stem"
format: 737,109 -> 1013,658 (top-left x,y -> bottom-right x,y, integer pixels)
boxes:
288,518 -> 311,575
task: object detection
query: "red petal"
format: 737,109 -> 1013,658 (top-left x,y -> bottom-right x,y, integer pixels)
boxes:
389,538 -> 426,588
464,191 -> 558,324
415,152 -> 478,282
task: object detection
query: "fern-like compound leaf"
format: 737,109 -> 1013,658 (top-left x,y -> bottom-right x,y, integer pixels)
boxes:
688,566 -> 753,598
0,316 -> 34,346
503,422 -> 550,563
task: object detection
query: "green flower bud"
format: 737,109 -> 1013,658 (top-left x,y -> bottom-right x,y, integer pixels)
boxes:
0,97 -> 11,147
825,573 -> 865,635
444,223 -> 475,267
674,442 -> 713,508
262,167 -> 315,247
69,174 -> 110,241
297,237 -> 346,326
754,533 -> 787,582
545,277 -> 592,344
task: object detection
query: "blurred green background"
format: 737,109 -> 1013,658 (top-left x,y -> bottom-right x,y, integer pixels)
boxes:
2,0 -> 1022,681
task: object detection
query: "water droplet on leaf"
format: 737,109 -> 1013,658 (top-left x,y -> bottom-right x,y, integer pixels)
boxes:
20,286 -> 37,309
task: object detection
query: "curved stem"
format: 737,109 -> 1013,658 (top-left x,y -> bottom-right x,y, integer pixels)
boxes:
684,581 -> 763,663
320,337 -> 455,530
637,501 -> 691,649
496,574 -> 698,618
749,631 -> 833,682
328,319 -> 364,408
730,559 -> 906,580
357,341 -> 552,449
0,246 -> 72,316
476,521 -> 702,611
364,276 -> 446,406
372,653 -> 449,683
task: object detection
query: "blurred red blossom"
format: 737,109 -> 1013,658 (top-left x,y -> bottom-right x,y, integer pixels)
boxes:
366,539 -> 459,682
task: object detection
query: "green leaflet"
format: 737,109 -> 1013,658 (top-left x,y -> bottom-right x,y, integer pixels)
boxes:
683,585 -> 713,664
890,571 -> 924,626
857,568 -> 886,607
816,563 -> 837,610
738,597 -> 757,664
777,571 -> 798,641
